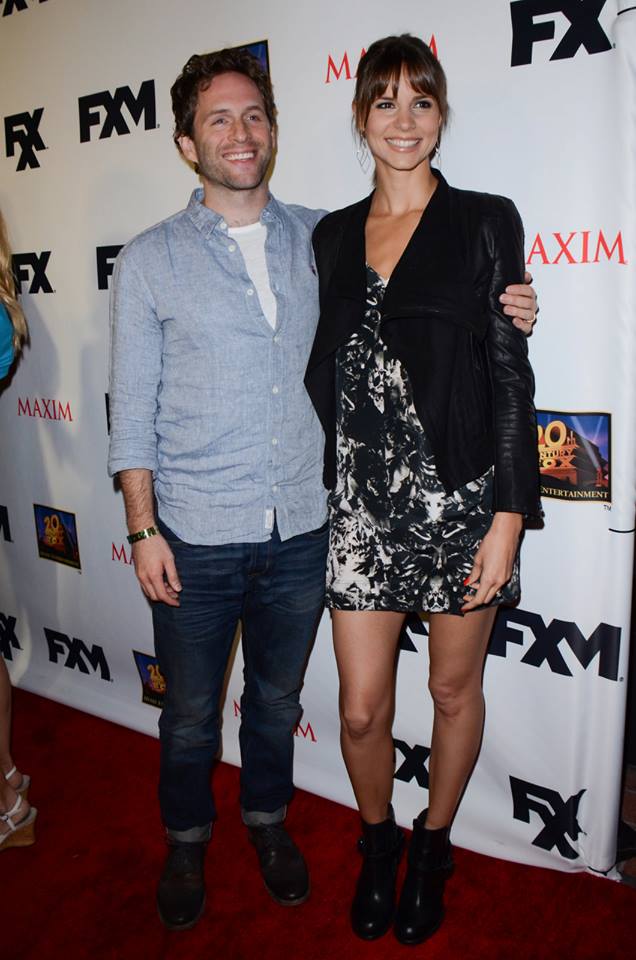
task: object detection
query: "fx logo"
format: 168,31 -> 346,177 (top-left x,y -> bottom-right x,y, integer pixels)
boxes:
12,252 -> 52,294
0,614 -> 20,661
510,776 -> 585,859
44,628 -> 111,681
510,1 -> 612,66
4,108 -> 46,170
1,1 -> 48,16
78,80 -> 157,143
489,608 -> 621,681
393,739 -> 430,789
96,245 -> 123,290
399,612 -> 428,653
0,505 -> 12,542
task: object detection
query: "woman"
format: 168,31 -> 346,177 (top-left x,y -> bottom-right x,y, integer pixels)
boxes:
0,209 -> 34,851
305,35 -> 540,945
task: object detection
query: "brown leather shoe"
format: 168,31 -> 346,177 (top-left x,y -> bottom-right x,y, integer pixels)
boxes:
248,823 -> 309,905
156,839 -> 207,930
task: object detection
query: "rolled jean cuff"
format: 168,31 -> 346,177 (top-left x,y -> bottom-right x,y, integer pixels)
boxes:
241,805 -> 286,827
167,823 -> 212,843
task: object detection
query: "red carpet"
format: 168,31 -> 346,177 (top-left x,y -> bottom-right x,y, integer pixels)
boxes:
3,690 -> 634,960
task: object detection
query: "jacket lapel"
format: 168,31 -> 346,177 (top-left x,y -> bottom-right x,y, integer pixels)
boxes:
307,172 -> 488,375
383,174 -> 488,339
306,196 -> 370,370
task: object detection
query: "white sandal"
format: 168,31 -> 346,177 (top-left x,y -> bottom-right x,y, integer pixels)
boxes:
4,765 -> 30,798
0,793 -> 37,851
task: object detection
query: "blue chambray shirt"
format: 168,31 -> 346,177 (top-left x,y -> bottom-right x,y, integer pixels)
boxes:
108,190 -> 328,545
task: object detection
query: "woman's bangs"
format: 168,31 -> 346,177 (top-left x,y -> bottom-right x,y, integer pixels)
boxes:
366,50 -> 437,104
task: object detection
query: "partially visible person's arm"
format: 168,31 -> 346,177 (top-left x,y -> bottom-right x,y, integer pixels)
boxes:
463,199 -> 540,611
0,303 -> 15,379
108,246 -> 180,607
119,467 -> 181,607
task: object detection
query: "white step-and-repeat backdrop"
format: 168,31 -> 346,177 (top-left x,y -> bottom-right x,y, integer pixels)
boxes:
1,0 -> 635,877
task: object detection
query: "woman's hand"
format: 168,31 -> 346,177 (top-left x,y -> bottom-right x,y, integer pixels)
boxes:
461,512 -> 523,612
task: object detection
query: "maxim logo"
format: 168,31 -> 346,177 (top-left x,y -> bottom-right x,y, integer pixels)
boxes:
0,505 -> 12,542
490,608 -> 621,681
78,79 -> 157,143
326,35 -> 438,83
44,628 -> 111,681
233,700 -> 317,741
96,244 -> 123,290
4,108 -> 45,170
393,739 -> 431,788
12,252 -> 52,293
526,230 -> 626,266
511,776 -> 585,859
0,614 -> 20,661
1,0 -> 48,15
112,542 -> 134,565
18,397 -> 73,421
510,0 -> 612,66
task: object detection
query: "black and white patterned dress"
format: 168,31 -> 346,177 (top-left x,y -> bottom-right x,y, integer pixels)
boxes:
325,264 -> 520,615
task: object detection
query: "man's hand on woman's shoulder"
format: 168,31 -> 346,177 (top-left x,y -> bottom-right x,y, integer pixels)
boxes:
500,271 -> 538,336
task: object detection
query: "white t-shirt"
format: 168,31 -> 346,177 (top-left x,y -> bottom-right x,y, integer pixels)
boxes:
228,222 -> 277,330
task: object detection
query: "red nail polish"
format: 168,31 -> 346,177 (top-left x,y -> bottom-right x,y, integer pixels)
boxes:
463,576 -> 471,586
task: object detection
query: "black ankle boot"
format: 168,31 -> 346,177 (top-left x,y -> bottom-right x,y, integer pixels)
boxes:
393,810 -> 453,946
350,806 -> 404,940
156,838 -> 207,930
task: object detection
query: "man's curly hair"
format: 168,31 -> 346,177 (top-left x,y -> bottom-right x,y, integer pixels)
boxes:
171,47 -> 277,151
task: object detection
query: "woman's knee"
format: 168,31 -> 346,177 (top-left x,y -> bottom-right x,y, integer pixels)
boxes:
340,698 -> 390,742
428,674 -> 481,718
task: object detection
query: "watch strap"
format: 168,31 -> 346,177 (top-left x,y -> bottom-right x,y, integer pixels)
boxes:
127,526 -> 158,545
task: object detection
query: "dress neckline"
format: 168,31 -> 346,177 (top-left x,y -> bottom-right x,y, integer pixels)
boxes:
365,262 -> 388,287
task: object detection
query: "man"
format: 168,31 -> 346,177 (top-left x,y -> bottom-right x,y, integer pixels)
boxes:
108,47 -> 537,931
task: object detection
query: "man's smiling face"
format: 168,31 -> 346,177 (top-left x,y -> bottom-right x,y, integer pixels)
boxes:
178,70 -> 276,192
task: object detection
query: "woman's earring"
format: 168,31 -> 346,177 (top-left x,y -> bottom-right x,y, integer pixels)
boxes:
356,136 -> 371,175
432,137 -> 442,169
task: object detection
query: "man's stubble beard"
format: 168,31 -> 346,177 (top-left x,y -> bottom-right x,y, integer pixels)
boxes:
197,143 -> 272,192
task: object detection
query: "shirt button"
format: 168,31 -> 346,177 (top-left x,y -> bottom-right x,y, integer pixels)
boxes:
273,335 -> 280,343
220,220 -> 227,230
228,244 -> 236,252
272,385 -> 279,395
247,288 -> 254,296
272,484 -> 279,493
271,437 -> 278,446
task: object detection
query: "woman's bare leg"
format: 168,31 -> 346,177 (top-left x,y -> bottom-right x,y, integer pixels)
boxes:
424,607 -> 497,829
0,656 -> 31,829
333,609 -> 405,823
0,656 -> 17,808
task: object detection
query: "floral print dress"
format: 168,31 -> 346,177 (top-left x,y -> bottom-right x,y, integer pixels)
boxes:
325,264 -> 520,615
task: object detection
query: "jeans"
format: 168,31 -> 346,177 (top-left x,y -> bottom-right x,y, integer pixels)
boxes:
153,518 -> 328,840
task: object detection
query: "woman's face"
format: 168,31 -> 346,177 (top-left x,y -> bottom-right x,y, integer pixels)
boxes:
361,69 -> 441,175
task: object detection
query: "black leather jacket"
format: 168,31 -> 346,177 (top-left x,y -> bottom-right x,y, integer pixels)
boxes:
304,172 -> 541,518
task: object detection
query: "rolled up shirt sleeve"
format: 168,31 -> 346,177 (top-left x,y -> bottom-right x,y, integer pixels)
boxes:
107,243 -> 162,476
